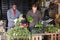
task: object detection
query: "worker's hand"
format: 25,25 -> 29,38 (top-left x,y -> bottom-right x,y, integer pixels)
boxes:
19,17 -> 25,20
14,19 -> 18,24
22,18 -> 25,20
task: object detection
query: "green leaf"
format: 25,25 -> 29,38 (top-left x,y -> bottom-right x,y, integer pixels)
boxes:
35,22 -> 43,28
27,16 -> 33,22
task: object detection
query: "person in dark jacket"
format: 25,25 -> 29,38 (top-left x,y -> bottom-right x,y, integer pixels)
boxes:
26,4 -> 42,31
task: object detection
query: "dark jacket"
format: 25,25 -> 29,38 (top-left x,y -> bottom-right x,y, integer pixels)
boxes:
26,10 -> 41,27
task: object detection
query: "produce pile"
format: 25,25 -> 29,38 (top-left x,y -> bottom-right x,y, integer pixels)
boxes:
45,25 -> 59,33
7,27 -> 31,40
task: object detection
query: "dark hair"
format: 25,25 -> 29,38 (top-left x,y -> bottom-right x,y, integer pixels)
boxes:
32,3 -> 38,7
12,3 -> 17,6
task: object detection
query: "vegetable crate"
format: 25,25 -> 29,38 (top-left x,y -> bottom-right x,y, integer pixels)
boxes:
31,27 -> 44,34
32,35 -> 42,40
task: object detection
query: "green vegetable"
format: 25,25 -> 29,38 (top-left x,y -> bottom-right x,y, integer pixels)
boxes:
19,14 -> 23,22
35,22 -> 43,28
27,16 -> 33,23
7,27 -> 31,40
47,26 -> 58,33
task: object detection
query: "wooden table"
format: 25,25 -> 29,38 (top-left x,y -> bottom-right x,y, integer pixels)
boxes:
32,33 -> 57,40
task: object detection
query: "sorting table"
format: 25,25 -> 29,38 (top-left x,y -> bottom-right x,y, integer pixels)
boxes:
32,33 -> 57,40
